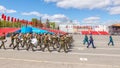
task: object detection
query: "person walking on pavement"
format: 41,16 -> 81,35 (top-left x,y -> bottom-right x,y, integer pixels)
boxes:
83,34 -> 89,45
9,33 -> 15,47
108,35 -> 114,46
0,33 -> 7,49
87,33 -> 96,48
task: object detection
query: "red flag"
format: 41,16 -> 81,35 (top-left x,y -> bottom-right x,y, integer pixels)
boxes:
7,16 -> 10,21
3,15 -> 6,21
1,14 -> 4,19
11,17 -> 14,22
14,18 -> 16,22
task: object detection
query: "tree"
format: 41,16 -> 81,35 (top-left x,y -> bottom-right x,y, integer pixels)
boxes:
32,18 -> 38,27
49,22 -> 55,29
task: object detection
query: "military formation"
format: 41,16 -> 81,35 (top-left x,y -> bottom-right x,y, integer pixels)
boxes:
0,33 -> 73,53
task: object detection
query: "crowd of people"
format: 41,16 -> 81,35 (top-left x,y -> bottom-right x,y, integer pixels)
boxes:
0,33 -> 73,53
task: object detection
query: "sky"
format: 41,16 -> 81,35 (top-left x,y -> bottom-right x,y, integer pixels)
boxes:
0,0 -> 120,25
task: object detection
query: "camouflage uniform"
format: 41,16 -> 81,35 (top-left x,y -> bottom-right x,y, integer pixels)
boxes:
42,34 -> 51,52
26,34 -> 35,51
13,34 -> 20,50
0,35 -> 7,49
9,33 -> 15,47
58,35 -> 67,53
36,34 -> 42,50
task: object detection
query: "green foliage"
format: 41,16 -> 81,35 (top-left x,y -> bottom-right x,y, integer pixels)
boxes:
49,22 -> 55,29
0,20 -> 21,28
32,18 -> 38,27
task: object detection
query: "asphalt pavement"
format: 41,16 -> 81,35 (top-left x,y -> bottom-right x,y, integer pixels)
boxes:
0,34 -> 120,68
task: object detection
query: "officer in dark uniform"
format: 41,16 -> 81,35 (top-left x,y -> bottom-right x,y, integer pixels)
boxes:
108,35 -> 114,46
87,34 -> 96,48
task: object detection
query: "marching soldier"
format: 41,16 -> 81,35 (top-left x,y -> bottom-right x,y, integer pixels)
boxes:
18,33 -> 23,47
65,34 -> 71,50
9,33 -> 15,47
58,34 -> 67,53
0,33 -> 7,49
108,35 -> 114,46
26,33 -> 35,51
13,34 -> 20,50
22,34 -> 28,48
52,34 -> 58,49
36,34 -> 42,50
42,34 -> 51,52
49,34 -> 56,50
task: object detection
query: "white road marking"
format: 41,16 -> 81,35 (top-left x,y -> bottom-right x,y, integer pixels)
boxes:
79,58 -> 88,61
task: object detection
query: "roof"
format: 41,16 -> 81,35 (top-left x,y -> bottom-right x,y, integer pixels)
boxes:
112,23 -> 120,27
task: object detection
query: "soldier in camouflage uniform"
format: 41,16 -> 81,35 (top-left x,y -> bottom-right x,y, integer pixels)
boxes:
22,34 -> 27,48
42,34 -> 51,52
49,34 -> 56,50
9,33 -> 15,47
36,34 -> 42,50
13,34 -> 20,50
64,34 -> 70,50
26,33 -> 35,51
58,34 -> 67,53
51,34 -> 57,50
0,33 -> 7,49
18,33 -> 24,47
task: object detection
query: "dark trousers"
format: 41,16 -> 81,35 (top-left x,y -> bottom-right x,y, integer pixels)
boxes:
83,40 -> 89,45
108,41 -> 114,46
26,43 -> 35,51
58,43 -> 67,53
0,40 -> 7,49
42,43 -> 51,52
13,42 -> 19,50
87,41 -> 95,48
9,42 -> 14,47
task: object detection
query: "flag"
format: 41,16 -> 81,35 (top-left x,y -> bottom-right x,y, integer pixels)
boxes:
11,17 -> 14,22
3,15 -> 6,21
7,16 -> 10,21
14,18 -> 16,22
1,14 -> 4,19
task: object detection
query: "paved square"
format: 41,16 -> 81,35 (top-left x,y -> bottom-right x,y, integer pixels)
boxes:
0,35 -> 120,68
